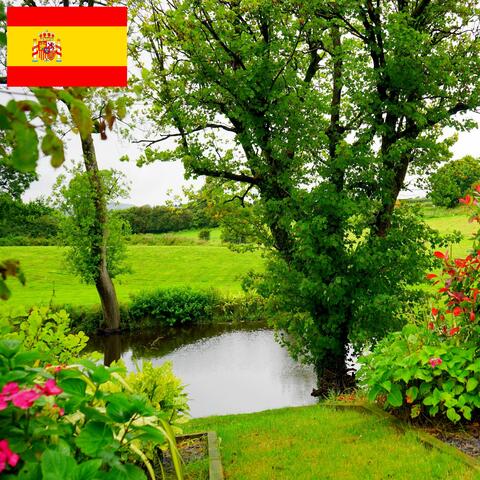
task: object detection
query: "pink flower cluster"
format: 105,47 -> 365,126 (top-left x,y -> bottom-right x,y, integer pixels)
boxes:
0,380 -> 63,411
0,439 -> 19,474
429,357 -> 443,368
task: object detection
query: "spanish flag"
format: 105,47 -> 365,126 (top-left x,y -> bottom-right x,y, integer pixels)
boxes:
7,7 -> 127,87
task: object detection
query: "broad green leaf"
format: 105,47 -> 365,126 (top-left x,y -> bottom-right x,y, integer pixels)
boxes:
466,377 -> 478,392
73,459 -> 103,480
41,449 -> 76,480
75,422 -> 118,457
387,384 -> 403,407
0,339 -> 22,358
59,377 -> 87,397
446,408 -> 461,423
104,464 -> 147,480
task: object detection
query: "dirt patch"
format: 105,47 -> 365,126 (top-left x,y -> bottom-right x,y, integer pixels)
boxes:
161,434 -> 208,472
422,424 -> 480,458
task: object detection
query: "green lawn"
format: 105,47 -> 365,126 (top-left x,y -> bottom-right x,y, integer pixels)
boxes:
186,405 -> 479,480
0,245 -> 263,308
0,209 -> 477,310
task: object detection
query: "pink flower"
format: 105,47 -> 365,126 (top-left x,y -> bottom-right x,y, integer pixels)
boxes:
11,389 -> 41,409
1,383 -> 19,400
429,357 -> 443,368
40,379 -> 62,397
0,440 -> 20,473
0,398 -> 7,412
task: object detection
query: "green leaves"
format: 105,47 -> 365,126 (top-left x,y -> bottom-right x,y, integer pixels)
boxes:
75,422 -> 119,457
41,450 -> 77,480
386,384 -> 403,408
41,130 -> 65,168
466,377 -> 478,392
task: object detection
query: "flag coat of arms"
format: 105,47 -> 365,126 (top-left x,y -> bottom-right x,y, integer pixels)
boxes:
7,7 -> 127,87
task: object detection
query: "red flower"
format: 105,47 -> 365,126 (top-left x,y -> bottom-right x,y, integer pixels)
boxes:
434,251 -> 446,259
428,322 -> 435,330
431,308 -> 439,317
449,326 -> 460,336
459,194 -> 473,205
453,306 -> 463,316
470,311 -> 476,322
426,273 -> 437,280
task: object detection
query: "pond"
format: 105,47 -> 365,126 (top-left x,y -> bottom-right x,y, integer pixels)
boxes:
89,323 -> 318,418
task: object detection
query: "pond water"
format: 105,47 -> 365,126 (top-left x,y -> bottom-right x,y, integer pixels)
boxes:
89,323 -> 318,418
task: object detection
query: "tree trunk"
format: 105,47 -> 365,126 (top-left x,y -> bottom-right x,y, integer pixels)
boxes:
80,133 -> 121,332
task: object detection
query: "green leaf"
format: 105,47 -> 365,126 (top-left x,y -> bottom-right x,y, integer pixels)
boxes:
466,377 -> 478,393
0,339 -> 22,358
367,384 -> 382,403
59,377 -> 87,397
70,99 -> 93,138
405,386 -> 418,403
41,130 -> 65,168
41,449 -> 76,480
387,384 -> 403,408
73,459 -> 103,480
90,365 -> 111,384
446,408 -> 461,423
105,464 -> 147,480
75,422 -> 118,457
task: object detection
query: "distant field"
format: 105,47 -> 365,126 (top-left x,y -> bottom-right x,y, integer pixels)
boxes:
0,209 -> 477,310
0,245 -> 263,309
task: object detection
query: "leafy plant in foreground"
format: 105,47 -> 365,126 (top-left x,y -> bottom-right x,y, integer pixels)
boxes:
360,186 -> 480,422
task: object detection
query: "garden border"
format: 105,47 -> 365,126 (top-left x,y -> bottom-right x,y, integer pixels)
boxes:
176,431 -> 224,480
321,401 -> 480,473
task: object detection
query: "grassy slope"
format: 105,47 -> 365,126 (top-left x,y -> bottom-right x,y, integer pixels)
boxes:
0,245 -> 263,308
186,405 -> 477,480
0,207 -> 477,309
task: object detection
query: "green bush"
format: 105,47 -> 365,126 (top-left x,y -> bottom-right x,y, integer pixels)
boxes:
0,235 -> 60,246
359,323 -> 480,422
427,156 -> 480,208
126,233 -> 206,246
198,229 -> 210,241
129,288 -> 218,327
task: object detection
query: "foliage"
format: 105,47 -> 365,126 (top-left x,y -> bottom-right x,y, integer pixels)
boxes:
126,362 -> 189,425
360,186 -> 480,422
428,157 -> 480,208
132,0 -> 480,376
0,194 -> 59,241
198,229 -> 210,241
359,323 -> 480,423
117,204 -> 217,235
0,163 -> 37,200
2,307 -> 89,364
0,306 -> 185,479
126,233 -> 209,246
53,168 -> 130,283
129,288 -> 218,327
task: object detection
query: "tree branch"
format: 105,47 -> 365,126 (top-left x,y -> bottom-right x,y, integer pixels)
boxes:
193,166 -> 260,185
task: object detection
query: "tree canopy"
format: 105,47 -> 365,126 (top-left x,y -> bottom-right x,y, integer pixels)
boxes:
132,0 -> 480,381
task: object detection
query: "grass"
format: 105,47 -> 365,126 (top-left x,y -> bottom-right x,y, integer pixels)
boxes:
185,405 -> 479,480
0,245 -> 263,308
0,207 -> 477,310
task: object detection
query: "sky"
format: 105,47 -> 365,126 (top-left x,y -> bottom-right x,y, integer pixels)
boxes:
17,112 -> 480,206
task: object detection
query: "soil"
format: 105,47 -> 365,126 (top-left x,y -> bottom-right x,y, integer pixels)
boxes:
422,423 -> 480,457
161,434 -> 208,472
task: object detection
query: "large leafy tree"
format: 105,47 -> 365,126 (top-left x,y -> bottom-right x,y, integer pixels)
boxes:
133,0 -> 480,386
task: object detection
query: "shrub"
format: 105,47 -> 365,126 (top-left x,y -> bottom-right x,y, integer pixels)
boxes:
126,233 -> 206,246
198,229 -> 210,241
0,309 -> 186,479
360,186 -> 480,423
427,156 -> 480,208
129,288 -> 218,327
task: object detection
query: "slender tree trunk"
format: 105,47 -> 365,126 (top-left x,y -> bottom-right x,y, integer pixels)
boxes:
80,134 -> 121,332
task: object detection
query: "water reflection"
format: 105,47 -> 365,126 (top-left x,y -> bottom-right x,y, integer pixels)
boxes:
89,323 -> 318,418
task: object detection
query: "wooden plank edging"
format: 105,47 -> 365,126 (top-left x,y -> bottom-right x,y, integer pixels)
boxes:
175,431 -> 224,480
321,401 -> 480,473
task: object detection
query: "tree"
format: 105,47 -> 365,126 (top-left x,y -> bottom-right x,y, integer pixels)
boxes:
428,156 -> 480,208
53,168 -> 130,331
0,163 -> 37,200
132,0 -> 480,386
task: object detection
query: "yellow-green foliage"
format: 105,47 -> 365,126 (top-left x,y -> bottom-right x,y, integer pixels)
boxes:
127,361 -> 189,424
2,307 -> 88,363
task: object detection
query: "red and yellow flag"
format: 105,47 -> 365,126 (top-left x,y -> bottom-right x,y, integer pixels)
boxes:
7,7 -> 127,87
